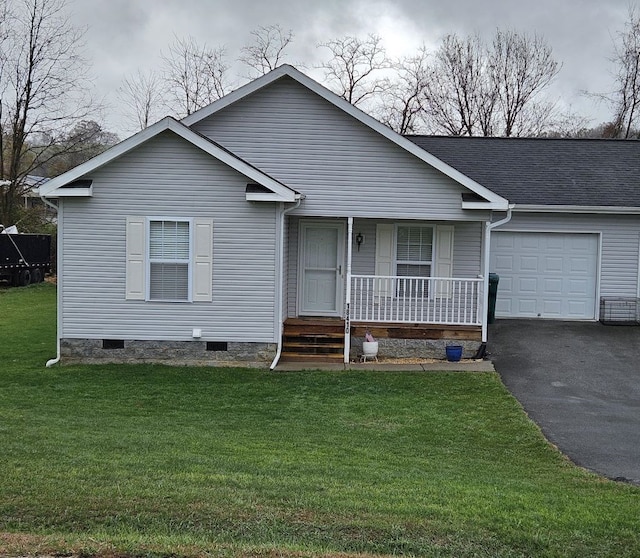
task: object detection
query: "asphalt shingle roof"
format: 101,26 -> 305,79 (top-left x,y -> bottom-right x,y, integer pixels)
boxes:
406,136 -> 640,207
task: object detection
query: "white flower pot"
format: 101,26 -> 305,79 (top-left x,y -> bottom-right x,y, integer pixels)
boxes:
362,341 -> 379,358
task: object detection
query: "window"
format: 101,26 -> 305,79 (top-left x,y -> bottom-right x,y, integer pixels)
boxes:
396,225 -> 433,296
148,220 -> 191,301
126,216 -> 213,303
396,225 -> 433,277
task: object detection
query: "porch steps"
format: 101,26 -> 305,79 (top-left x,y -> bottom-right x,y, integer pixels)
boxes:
281,318 -> 345,362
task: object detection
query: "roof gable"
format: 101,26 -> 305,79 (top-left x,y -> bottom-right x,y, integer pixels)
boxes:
183,65 -> 509,210
40,117 -> 298,202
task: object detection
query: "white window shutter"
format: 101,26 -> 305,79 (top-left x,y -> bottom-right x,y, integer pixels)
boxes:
374,224 -> 394,299
192,218 -> 213,302
126,216 -> 146,300
435,225 -> 454,298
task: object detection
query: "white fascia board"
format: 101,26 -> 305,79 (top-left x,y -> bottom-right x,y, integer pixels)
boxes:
514,204 -> 640,215
40,117 -> 296,201
53,186 -> 93,197
183,65 -> 509,207
462,200 -> 509,210
246,191 -> 300,202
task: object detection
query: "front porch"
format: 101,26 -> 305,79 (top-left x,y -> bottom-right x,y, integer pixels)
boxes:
282,216 -> 490,363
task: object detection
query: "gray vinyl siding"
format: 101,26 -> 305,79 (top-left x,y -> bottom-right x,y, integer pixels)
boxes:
286,217 -> 483,318
60,131 -> 278,342
452,221 -> 483,278
494,212 -> 640,298
192,76 -> 488,222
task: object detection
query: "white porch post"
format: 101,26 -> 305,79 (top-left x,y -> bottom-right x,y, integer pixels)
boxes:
344,217 -> 354,363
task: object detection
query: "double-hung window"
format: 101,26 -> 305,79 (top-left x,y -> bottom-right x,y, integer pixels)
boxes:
148,219 -> 191,301
395,225 -> 433,296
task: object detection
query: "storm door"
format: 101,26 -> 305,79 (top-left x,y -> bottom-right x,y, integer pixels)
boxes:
299,222 -> 345,316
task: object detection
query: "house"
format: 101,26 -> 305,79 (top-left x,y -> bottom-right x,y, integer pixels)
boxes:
39,65 -> 640,368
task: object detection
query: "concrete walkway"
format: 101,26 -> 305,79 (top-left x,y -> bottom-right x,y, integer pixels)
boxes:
489,319 -> 640,485
275,359 -> 495,372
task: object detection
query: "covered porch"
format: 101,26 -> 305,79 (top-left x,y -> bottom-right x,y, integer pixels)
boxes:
283,216 -> 490,363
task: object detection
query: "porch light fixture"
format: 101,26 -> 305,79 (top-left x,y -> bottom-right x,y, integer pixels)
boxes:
355,232 -> 364,251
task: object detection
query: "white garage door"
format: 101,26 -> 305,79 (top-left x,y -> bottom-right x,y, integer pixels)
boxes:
490,232 -> 599,319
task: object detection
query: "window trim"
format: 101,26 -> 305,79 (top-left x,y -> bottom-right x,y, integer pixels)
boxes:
146,217 -> 193,302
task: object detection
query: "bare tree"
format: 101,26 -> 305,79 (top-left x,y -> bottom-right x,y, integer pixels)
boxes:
239,24 -> 293,77
376,47 -> 430,134
0,0 -> 99,227
118,69 -> 166,132
423,29 -> 560,137
607,6 -> 640,138
162,35 -> 231,117
424,34 -> 492,136
489,29 -> 560,137
317,34 -> 391,107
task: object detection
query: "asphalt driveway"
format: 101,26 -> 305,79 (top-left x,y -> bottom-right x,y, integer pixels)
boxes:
489,319 -> 640,484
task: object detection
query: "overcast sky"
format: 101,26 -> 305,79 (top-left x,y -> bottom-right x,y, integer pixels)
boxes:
70,0 -> 634,137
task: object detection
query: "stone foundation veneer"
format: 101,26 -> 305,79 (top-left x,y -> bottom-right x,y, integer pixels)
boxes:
60,339 -> 277,367
349,336 -> 481,361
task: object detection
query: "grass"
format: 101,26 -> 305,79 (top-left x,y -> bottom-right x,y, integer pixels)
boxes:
1,283 -> 640,557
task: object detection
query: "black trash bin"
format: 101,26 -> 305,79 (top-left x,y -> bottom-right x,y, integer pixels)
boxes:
488,273 -> 499,324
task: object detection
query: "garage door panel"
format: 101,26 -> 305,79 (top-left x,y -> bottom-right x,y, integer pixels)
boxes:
519,256 -> 539,272
543,256 -> 564,273
490,232 -> 598,319
569,278 -> 589,296
546,236 -> 565,250
543,299 -> 563,315
568,300 -> 589,316
494,255 -> 514,273
521,236 -> 541,249
496,298 -> 512,313
543,278 -> 562,294
518,277 -> 538,293
517,299 -> 538,314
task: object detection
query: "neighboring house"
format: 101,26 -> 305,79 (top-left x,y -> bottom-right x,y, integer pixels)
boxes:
39,66 -> 640,367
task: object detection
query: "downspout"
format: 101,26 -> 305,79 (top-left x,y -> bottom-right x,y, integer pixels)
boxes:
41,196 -> 61,367
344,217 -> 353,363
270,196 -> 302,370
481,205 -> 514,343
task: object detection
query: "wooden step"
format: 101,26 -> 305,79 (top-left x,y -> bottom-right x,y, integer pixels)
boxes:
283,341 -> 344,350
281,318 -> 346,362
283,325 -> 345,336
280,352 -> 344,362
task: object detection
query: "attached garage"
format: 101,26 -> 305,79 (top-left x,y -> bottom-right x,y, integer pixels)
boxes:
490,231 -> 599,320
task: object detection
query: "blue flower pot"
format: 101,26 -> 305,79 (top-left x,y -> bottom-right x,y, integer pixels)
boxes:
446,345 -> 463,362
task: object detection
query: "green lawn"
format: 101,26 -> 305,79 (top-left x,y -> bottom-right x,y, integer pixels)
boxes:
1,283 -> 639,557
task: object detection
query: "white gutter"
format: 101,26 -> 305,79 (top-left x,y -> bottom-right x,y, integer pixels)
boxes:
270,197 -> 303,370
513,204 -> 640,215
481,206 -> 514,343
43,196 -> 62,367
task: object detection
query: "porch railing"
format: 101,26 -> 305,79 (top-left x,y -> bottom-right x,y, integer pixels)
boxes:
350,275 -> 484,326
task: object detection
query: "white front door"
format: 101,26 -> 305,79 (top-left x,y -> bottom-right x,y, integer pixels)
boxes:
299,222 -> 344,316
